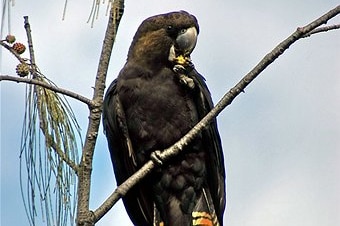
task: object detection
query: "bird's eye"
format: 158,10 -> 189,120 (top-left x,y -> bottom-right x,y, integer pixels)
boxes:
179,28 -> 187,34
167,25 -> 173,31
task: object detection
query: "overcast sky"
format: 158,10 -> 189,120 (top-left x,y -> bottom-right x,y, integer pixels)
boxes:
1,1 -> 340,225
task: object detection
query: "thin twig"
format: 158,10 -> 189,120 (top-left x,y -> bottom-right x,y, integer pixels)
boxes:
92,4 -> 340,221
303,24 -> 340,37
0,41 -> 27,63
24,16 -> 37,73
0,75 -> 94,107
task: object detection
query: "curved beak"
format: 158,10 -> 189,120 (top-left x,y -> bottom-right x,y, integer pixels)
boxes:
175,27 -> 198,56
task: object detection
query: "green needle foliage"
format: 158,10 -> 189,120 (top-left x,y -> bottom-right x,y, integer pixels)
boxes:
20,71 -> 82,226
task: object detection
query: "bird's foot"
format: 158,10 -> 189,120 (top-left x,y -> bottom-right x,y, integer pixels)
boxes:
150,150 -> 163,166
178,73 -> 195,89
173,64 -> 195,89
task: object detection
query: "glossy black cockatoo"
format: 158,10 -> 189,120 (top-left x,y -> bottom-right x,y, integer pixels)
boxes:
103,11 -> 226,226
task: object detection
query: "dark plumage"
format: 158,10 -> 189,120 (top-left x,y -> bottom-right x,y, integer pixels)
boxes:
103,11 -> 225,226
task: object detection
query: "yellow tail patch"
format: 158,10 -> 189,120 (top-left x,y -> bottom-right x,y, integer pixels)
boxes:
192,211 -> 218,226
192,212 -> 214,226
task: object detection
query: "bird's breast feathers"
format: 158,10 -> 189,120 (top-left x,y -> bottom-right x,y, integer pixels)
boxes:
117,66 -> 198,153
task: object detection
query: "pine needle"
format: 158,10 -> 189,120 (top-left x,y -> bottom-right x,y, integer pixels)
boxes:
20,70 -> 81,226
87,0 -> 113,27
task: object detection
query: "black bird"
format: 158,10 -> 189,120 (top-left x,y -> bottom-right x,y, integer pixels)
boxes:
103,11 -> 225,226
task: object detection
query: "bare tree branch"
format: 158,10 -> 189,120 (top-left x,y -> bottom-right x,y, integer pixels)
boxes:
24,16 -> 37,72
76,1 -> 125,225
303,23 -> 340,37
0,41 -> 28,63
92,4 -> 340,221
0,75 -> 94,106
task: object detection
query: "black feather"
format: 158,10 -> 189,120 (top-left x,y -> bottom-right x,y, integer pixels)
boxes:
103,11 -> 225,226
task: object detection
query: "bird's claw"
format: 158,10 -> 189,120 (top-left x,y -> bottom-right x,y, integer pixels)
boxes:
150,150 -> 163,166
173,64 -> 186,74
173,64 -> 195,89
178,74 -> 195,89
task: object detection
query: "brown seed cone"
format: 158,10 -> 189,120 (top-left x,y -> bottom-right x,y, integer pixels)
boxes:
12,42 -> 26,54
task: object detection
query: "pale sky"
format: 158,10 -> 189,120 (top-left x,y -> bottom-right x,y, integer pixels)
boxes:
1,1 -> 340,226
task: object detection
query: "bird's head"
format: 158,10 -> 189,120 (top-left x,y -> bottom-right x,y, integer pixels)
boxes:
127,11 -> 199,69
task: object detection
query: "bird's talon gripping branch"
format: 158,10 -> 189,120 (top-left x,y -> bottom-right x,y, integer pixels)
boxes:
150,150 -> 163,166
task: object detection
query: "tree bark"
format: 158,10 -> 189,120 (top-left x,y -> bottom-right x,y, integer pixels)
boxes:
76,1 -> 124,225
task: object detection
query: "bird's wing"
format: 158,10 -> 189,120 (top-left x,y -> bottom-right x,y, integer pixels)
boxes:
190,69 -> 226,223
103,78 -> 154,225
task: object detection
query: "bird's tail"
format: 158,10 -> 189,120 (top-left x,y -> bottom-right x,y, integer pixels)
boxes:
191,187 -> 220,226
153,188 -> 220,226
